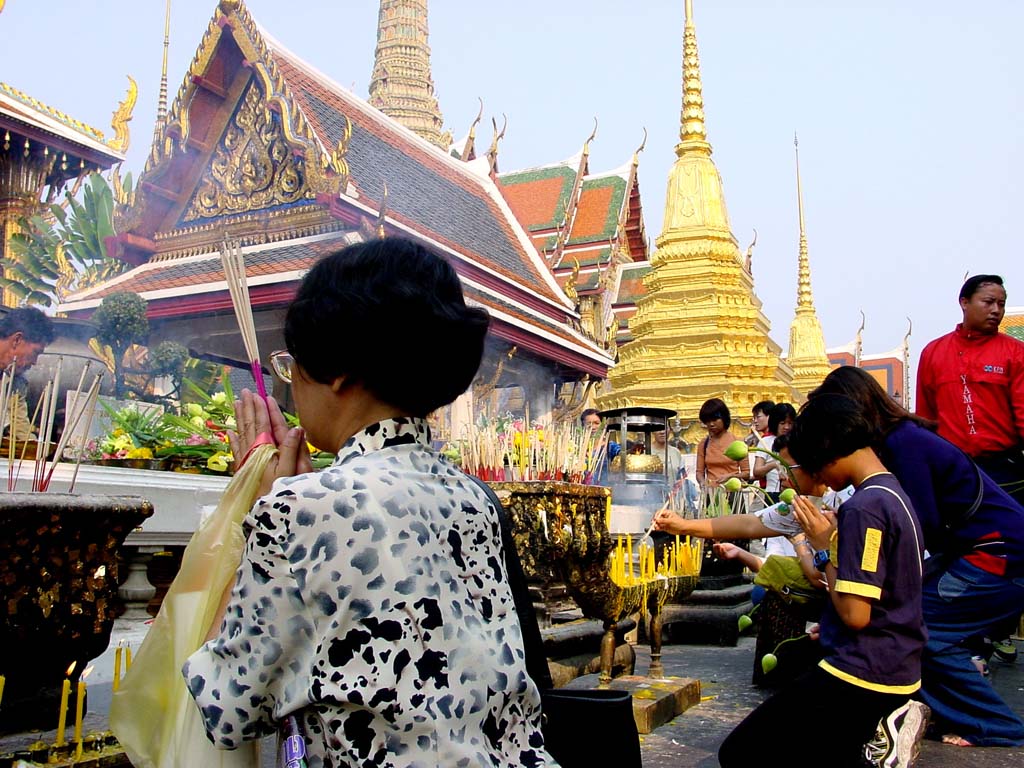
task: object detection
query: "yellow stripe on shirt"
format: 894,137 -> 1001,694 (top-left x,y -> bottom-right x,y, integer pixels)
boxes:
834,579 -> 882,600
819,660 -> 921,695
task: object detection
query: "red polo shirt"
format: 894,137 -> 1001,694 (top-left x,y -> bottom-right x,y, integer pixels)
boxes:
916,324 -> 1024,456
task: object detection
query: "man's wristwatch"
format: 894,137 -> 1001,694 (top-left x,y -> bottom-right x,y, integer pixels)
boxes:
813,549 -> 832,572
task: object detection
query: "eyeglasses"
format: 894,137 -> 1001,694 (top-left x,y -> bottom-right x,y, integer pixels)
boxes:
269,350 -> 294,383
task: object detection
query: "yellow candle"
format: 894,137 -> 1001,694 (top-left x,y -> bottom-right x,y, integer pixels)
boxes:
73,666 -> 93,759
605,494 -> 612,530
627,536 -> 634,585
112,644 -> 122,693
73,681 -> 85,752
0,674 -> 5,709
55,662 -> 75,747
125,644 -> 132,670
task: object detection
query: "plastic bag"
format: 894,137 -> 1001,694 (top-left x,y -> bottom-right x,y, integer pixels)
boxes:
753,554 -> 823,606
110,444 -> 277,768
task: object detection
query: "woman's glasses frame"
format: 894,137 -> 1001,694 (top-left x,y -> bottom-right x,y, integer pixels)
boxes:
270,349 -> 294,383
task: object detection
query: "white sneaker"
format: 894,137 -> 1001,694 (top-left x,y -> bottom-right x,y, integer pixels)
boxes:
863,700 -> 931,768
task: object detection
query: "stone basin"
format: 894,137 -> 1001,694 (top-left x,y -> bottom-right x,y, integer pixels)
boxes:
0,493 -> 153,733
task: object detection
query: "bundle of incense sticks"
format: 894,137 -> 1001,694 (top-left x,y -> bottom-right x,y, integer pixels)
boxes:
219,236 -> 266,399
2,360 -> 103,493
460,419 -> 607,484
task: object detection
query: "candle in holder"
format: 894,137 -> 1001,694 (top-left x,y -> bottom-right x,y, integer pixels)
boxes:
125,644 -> 132,670
55,661 -> 76,747
73,665 -> 94,760
112,642 -> 123,693
0,673 -> 5,709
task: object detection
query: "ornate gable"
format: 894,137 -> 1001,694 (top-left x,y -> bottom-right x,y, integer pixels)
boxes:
182,78 -> 314,222
115,0 -> 350,262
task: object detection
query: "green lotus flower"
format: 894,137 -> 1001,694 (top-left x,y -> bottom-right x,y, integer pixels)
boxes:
780,488 -> 797,504
761,653 -> 778,674
723,477 -> 743,493
738,614 -> 753,632
724,440 -> 749,461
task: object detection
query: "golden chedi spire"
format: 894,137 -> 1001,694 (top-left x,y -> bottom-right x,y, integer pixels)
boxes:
369,0 -> 449,149
600,0 -> 794,427
786,134 -> 832,400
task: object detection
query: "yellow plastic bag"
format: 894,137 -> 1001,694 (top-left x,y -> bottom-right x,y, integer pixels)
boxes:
110,444 -> 277,768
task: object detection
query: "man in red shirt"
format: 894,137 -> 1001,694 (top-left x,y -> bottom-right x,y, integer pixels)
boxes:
917,274 -> 1024,504
917,274 -> 1023,667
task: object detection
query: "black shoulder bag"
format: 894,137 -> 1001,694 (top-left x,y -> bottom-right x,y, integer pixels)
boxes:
471,476 -> 642,768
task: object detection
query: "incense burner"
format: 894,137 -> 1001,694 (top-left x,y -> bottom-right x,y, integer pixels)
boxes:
0,493 -> 153,733
489,481 -> 700,682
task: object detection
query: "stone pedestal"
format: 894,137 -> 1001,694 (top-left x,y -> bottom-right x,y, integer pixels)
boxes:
566,674 -> 702,734
117,548 -> 159,621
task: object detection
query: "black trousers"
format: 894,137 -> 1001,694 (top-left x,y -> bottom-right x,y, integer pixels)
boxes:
719,666 -> 909,768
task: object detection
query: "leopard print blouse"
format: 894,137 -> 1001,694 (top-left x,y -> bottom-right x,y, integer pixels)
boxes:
184,417 -> 553,767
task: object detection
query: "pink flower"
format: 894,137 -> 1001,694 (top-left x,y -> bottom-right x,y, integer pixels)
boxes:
186,434 -> 209,446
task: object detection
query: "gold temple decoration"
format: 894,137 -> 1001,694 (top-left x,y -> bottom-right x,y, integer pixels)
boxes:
459,98 -> 483,161
369,0 -> 448,149
486,114 -> 507,175
901,317 -> 912,409
107,76 -> 137,154
549,118 -> 597,266
785,134 -> 831,400
131,0 -> 353,231
744,228 -> 756,276
599,0 -> 794,432
854,309 -> 865,367
184,80 -> 311,221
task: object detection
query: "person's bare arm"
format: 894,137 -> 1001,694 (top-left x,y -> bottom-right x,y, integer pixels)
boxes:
654,509 -> 780,539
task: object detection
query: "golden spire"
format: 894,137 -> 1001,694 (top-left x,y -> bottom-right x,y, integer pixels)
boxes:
794,134 -> 813,311
369,0 -> 448,149
157,0 -> 171,123
601,0 -> 795,426
678,0 -> 709,154
786,134 -> 832,399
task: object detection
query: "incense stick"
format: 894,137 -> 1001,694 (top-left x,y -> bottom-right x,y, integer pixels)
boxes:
69,375 -> 102,494
219,237 -> 266,399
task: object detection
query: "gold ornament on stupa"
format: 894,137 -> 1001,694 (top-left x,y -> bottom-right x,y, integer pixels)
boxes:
785,135 -> 832,400
369,0 -> 450,149
599,0 -> 794,430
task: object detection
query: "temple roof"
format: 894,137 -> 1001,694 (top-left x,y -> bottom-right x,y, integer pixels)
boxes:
0,81 -> 125,168
62,0 -> 609,377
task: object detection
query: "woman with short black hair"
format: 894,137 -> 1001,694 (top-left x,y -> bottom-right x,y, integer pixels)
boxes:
184,238 -> 555,766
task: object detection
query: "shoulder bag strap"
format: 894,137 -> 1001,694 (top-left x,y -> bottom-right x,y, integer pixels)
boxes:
468,475 -> 554,690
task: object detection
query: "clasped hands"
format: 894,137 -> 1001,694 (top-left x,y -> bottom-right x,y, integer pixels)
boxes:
228,388 -> 313,498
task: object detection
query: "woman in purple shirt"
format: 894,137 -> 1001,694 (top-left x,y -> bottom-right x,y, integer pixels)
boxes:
812,366 -> 1024,748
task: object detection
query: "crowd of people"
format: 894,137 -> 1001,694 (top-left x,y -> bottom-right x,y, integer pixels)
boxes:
136,240 -> 1017,768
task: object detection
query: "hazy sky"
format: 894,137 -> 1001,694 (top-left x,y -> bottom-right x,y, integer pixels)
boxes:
1,0 -> 1020,383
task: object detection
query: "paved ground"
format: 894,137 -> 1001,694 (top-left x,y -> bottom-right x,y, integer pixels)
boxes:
631,637 -> 1024,768
3,623 -> 1022,767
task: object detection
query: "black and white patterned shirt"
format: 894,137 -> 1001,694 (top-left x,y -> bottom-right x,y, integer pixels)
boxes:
184,417 -> 552,767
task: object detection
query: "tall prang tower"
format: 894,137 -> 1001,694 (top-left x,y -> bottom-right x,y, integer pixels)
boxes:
368,0 -> 448,149
600,0 -> 794,428
785,136 -> 832,399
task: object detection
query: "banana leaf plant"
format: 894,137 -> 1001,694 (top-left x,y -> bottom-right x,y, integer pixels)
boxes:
1,172 -> 132,307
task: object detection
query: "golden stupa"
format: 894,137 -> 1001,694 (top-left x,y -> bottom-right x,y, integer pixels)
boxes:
785,136 -> 832,400
599,0 -> 794,427
368,0 -> 450,149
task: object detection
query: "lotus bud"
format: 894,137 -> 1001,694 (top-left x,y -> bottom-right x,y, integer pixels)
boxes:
738,614 -> 753,632
723,477 -> 743,493
761,653 -> 778,674
779,488 -> 796,505
724,440 -> 749,461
